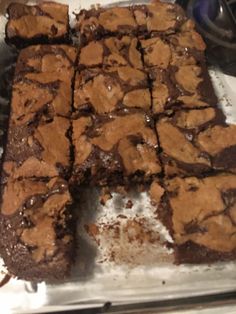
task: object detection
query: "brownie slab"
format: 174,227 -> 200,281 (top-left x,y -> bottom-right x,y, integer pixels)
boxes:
72,110 -> 162,186
78,36 -> 143,70
0,177 -> 73,281
75,6 -> 137,44
6,2 -> 69,47
159,174 -> 236,264
133,2 -> 186,35
11,45 -> 77,124
74,66 -> 151,114
156,108 -> 236,177
3,116 -> 71,180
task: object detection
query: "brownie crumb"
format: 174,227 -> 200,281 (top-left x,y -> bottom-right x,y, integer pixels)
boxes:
100,188 -> 112,205
0,274 -> 11,288
125,200 -> 133,209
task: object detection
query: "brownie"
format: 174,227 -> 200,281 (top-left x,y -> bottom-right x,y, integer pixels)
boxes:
156,108 -> 236,177
140,22 -> 206,69
167,20 -> 207,61
11,45 -> 77,124
3,116 -> 71,180
75,6 -> 137,44
6,2 -> 69,47
133,2 -> 186,35
0,177 -> 74,281
150,62 -> 217,114
74,66 -> 151,115
78,36 -> 143,70
72,110 -> 162,186
159,174 -> 236,264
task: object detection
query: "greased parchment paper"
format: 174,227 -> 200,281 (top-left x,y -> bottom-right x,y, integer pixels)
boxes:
0,1 -> 236,313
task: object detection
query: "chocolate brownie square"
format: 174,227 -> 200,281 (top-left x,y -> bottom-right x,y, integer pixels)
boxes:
6,2 -> 69,47
75,6 -> 137,44
167,20 -> 207,61
72,110 -> 162,186
133,2 -> 186,35
150,63 -> 217,114
159,174 -> 236,264
0,177 -> 74,281
74,66 -> 151,115
140,21 -> 206,69
156,108 -> 236,177
78,36 -> 143,70
3,116 -> 71,180
11,45 -> 77,124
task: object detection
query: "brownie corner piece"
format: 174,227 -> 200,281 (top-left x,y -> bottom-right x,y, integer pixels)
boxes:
72,110 -> 162,186
161,174 -> 236,264
0,177 -> 74,282
133,1 -> 186,35
5,2 -> 69,47
75,6 -> 137,44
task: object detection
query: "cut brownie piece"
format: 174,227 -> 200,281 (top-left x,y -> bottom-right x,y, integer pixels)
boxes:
72,110 -> 161,186
140,22 -> 206,69
150,63 -> 217,114
6,2 -> 69,47
133,2 -> 186,35
74,67 -> 151,115
0,177 -> 74,281
140,37 -> 173,69
167,20 -> 207,61
159,174 -> 236,263
156,108 -> 236,177
3,116 -> 71,180
75,6 -> 137,44
11,45 -> 77,124
78,36 -> 143,70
